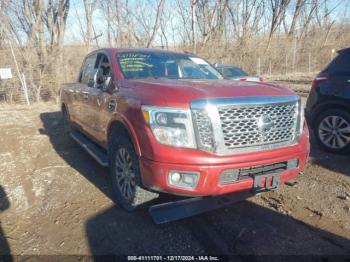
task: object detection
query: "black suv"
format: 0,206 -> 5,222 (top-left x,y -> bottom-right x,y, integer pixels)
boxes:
305,47 -> 350,154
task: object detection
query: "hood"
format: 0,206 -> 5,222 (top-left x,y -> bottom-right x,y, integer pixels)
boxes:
122,79 -> 296,108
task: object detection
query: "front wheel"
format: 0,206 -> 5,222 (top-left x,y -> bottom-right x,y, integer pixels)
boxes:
109,133 -> 158,211
314,109 -> 350,154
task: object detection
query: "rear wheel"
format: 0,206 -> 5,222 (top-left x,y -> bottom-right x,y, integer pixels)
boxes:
314,109 -> 350,154
109,132 -> 158,211
62,106 -> 71,134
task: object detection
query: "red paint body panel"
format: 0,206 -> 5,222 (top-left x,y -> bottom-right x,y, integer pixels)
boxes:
140,125 -> 309,196
61,48 -> 310,197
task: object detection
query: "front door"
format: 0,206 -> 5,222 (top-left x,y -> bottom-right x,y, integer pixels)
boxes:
88,53 -> 117,144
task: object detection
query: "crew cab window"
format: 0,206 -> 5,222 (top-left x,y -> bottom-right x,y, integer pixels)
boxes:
80,54 -> 97,84
96,53 -> 112,78
116,52 -> 223,80
87,53 -> 112,90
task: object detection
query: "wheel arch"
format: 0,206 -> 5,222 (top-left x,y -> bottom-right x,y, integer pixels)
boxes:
309,101 -> 350,128
61,102 -> 70,119
61,102 -> 67,112
107,118 -> 141,157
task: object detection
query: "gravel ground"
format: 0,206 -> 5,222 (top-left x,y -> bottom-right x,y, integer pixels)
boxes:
0,94 -> 349,257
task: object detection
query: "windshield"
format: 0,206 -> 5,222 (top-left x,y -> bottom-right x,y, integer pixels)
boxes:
219,67 -> 248,78
117,52 -> 223,80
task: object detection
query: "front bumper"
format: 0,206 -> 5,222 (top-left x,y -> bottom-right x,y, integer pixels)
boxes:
139,125 -> 310,197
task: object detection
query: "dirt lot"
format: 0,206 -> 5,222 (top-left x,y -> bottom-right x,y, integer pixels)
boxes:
0,97 -> 349,257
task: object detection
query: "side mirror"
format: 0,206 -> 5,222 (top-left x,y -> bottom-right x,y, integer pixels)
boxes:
87,69 -> 101,88
101,76 -> 112,92
87,78 -> 94,88
90,69 -> 115,92
94,69 -> 104,86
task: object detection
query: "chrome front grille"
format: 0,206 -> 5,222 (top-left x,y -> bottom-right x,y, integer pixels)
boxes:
192,109 -> 214,151
191,96 -> 300,155
218,103 -> 297,149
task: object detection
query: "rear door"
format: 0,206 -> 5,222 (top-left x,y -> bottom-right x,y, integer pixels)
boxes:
76,53 -> 97,131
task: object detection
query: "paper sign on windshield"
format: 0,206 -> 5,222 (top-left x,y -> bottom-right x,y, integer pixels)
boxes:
189,57 -> 209,65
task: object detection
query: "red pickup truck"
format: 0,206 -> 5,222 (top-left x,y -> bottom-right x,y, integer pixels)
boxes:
60,48 -> 310,211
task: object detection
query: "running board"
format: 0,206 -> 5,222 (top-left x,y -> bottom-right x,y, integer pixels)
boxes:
70,130 -> 109,167
149,191 -> 253,224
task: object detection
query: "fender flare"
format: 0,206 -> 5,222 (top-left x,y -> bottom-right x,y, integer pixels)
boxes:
310,100 -> 350,127
107,114 -> 142,156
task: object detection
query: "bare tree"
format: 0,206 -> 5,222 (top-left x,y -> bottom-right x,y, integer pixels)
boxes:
83,0 -> 98,50
2,0 -> 70,102
131,0 -> 165,47
0,0 -> 349,104
227,0 -> 265,42
43,0 -> 70,99
175,0 -> 192,45
191,0 -> 198,51
147,0 -> 165,47
286,0 -> 305,37
267,0 -> 291,49
0,0 -> 6,47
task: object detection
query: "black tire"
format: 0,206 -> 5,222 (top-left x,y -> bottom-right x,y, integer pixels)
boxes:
109,132 -> 158,211
314,109 -> 350,154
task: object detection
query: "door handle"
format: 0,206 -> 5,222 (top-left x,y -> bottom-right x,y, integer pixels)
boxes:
108,99 -> 116,111
68,89 -> 76,98
68,89 -> 79,98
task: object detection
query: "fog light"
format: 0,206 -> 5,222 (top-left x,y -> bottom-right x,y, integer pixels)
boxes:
168,170 -> 199,189
183,175 -> 195,185
171,172 -> 181,182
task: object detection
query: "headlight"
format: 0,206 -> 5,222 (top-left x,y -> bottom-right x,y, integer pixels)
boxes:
142,106 -> 196,148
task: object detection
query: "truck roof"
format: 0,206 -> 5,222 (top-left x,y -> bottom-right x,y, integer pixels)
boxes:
87,48 -> 195,57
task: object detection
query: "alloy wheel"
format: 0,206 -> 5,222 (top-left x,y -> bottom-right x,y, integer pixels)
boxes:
318,115 -> 350,149
114,148 -> 135,200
